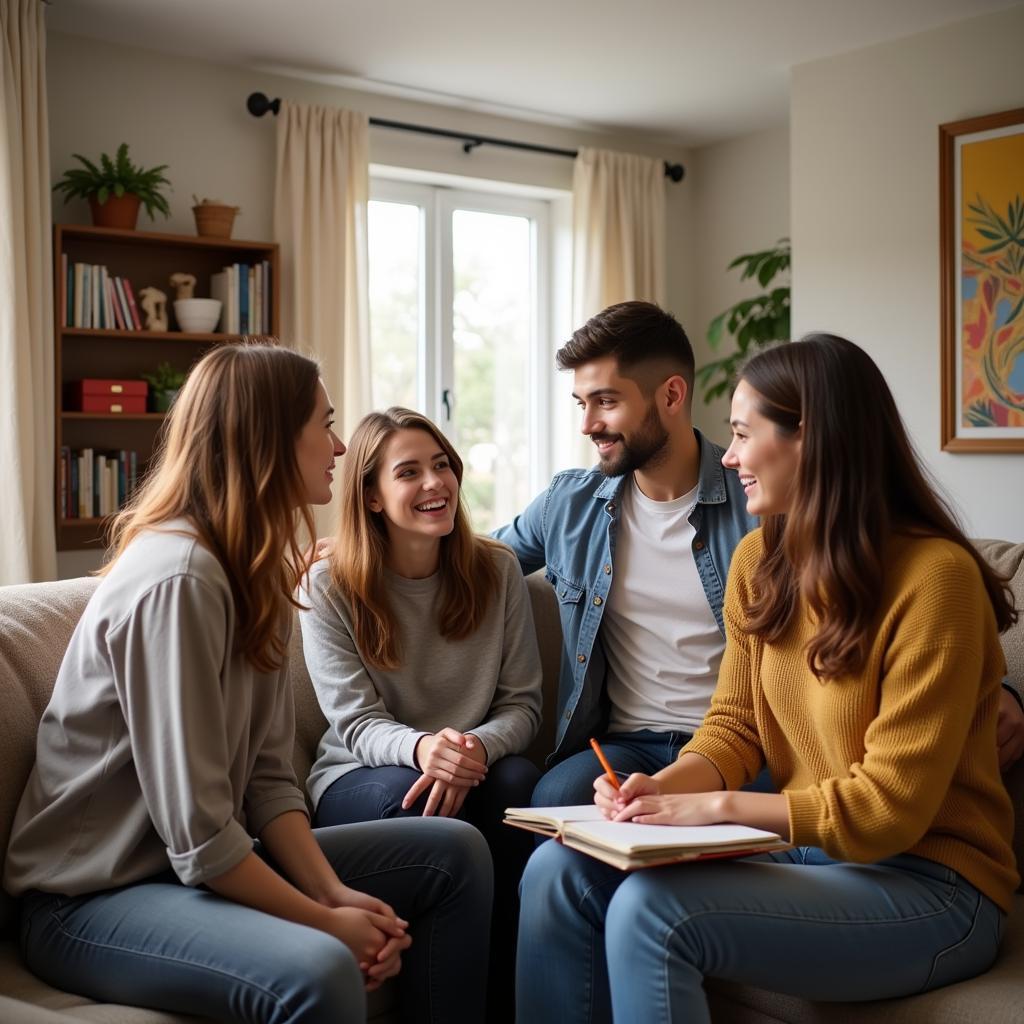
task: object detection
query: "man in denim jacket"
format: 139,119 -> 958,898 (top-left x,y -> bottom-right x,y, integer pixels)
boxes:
495,301 -> 1024,807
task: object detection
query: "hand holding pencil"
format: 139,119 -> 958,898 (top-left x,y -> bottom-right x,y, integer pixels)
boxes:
590,738 -> 662,819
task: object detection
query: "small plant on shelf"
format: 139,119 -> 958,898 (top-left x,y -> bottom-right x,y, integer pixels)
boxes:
53,143 -> 171,229
141,362 -> 187,413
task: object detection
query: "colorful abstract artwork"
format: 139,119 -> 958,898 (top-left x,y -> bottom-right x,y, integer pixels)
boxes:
941,108 -> 1024,451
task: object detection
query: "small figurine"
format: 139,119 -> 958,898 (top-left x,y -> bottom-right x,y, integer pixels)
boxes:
169,272 -> 196,300
138,286 -> 168,332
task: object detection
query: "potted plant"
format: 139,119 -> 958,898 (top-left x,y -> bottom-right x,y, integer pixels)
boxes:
141,362 -> 187,413
697,238 -> 791,404
53,143 -> 171,230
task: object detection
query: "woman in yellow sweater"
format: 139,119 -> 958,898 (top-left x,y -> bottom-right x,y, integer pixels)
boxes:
515,333 -> 1018,1024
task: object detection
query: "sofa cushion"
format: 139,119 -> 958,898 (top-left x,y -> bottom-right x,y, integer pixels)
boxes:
0,579 -> 99,938
0,942 -> 203,1022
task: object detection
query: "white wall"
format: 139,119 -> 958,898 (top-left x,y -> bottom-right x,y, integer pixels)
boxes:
47,31 -> 693,575
791,4 -> 1024,541
689,125 -> 790,444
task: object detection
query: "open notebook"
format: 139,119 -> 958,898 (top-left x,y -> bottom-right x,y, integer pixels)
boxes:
504,805 -> 790,870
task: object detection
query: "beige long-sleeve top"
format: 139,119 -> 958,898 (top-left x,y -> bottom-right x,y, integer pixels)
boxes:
300,544 -> 543,810
3,521 -> 308,897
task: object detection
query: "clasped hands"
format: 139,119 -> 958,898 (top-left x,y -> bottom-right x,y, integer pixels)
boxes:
403,727 -> 488,817
594,772 -> 729,826
320,883 -> 411,991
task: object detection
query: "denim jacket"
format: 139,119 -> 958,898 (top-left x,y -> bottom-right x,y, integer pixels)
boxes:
494,429 -> 757,762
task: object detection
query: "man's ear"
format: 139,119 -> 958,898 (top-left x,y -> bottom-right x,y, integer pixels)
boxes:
662,374 -> 690,415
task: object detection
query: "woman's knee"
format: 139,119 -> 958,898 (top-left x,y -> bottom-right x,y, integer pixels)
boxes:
279,930 -> 366,1024
519,839 -> 583,911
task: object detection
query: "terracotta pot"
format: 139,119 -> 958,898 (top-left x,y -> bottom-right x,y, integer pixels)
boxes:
88,194 -> 142,230
192,203 -> 239,239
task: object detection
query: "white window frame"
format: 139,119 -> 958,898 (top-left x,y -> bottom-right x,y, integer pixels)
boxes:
369,172 -> 559,500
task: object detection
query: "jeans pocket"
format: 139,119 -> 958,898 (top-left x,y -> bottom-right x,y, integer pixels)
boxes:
922,887 -> 1003,992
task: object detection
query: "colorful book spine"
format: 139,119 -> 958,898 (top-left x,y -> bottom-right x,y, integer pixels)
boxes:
123,279 -> 142,330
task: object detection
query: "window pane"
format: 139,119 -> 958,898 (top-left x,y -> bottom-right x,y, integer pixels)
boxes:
451,209 -> 532,533
368,200 -> 421,411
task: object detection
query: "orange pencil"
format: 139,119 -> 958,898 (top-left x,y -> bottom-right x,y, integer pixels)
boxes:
589,737 -> 621,790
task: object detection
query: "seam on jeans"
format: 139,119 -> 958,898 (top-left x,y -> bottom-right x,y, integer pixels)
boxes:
42,907 -> 294,1018
921,883 -> 982,992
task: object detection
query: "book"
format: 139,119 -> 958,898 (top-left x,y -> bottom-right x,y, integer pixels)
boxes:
238,263 -> 249,333
122,279 -> 142,330
503,805 -> 790,870
113,277 -> 132,329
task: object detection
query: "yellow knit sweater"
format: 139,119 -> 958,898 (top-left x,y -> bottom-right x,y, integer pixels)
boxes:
682,529 -> 1019,912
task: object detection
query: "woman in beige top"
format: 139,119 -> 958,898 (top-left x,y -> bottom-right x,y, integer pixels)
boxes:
4,342 -> 492,1024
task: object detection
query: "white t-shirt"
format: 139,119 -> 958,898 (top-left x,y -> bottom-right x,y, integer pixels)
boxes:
603,477 -> 724,734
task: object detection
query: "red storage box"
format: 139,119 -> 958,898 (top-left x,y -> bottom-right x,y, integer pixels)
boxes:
79,395 -> 147,414
70,379 -> 148,414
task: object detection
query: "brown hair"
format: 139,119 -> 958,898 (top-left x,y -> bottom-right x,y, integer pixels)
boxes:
330,407 -> 504,670
556,300 -> 695,400
103,340 -> 321,672
737,334 -> 1016,678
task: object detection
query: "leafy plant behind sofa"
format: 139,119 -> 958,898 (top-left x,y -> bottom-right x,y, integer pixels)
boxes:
697,238 -> 791,405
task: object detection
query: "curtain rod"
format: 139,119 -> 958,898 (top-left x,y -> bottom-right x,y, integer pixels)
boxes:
246,92 -> 685,183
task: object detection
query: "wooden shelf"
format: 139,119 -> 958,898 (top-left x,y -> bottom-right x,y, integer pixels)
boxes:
57,223 -> 279,254
61,328 -> 233,343
54,223 -> 280,550
61,412 -> 165,421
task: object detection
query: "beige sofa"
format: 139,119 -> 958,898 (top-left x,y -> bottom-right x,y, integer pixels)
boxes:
1,543 -> 1022,1023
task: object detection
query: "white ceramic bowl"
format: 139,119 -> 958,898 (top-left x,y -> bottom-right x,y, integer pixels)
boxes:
174,298 -> 222,333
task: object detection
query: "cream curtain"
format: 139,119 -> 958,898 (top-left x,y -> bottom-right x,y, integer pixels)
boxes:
572,146 -> 666,320
273,102 -> 371,524
569,146 -> 666,464
0,0 -> 56,584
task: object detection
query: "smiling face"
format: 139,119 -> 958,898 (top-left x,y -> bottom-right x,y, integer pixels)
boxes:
367,428 -> 460,546
573,356 -> 670,477
722,379 -> 802,517
294,381 -> 345,505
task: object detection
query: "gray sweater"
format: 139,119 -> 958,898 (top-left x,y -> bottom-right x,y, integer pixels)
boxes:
3,522 -> 308,897
300,544 -> 543,809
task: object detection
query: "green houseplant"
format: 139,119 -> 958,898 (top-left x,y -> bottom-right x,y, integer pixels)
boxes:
696,238 -> 791,404
53,143 -> 171,230
141,362 -> 187,413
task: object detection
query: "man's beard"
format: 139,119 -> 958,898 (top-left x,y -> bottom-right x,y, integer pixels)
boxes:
591,402 -> 669,477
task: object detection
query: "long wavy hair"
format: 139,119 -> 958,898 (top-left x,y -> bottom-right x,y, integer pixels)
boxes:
738,334 -> 1016,679
331,407 -> 503,670
103,341 -> 321,672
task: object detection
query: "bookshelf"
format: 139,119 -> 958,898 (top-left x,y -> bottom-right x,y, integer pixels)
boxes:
53,224 -> 280,550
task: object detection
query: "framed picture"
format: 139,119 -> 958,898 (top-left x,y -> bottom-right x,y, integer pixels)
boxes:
940,107 -> 1024,452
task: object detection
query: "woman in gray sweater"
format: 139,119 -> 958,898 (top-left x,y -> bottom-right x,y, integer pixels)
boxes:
300,406 -> 544,1022
4,344 -> 491,1024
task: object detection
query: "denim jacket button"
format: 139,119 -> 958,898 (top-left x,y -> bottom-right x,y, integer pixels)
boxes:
604,564 -> 611,574
577,653 -> 586,663
694,540 -> 705,551
593,596 -> 603,606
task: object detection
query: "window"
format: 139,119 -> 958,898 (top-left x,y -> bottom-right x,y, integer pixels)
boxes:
368,177 -> 555,533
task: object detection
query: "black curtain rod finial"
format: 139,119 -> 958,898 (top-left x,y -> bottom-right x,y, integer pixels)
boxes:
247,92 -> 280,118
665,162 -> 685,183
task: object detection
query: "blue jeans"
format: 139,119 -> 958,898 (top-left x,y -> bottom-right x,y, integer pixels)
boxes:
20,818 -> 492,1024
315,756 -> 540,1023
532,730 -> 776,807
516,841 -> 1006,1024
